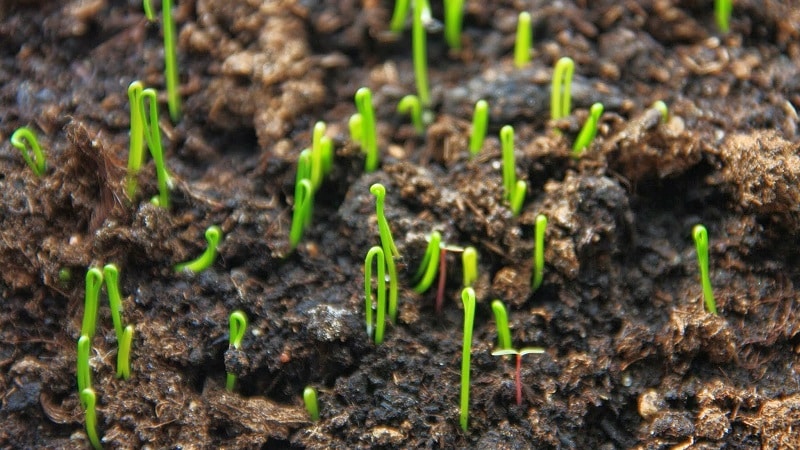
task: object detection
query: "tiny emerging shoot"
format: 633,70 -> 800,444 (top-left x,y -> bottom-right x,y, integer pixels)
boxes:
175,225 -> 223,273
80,388 -> 102,450
572,102 -> 604,158
10,126 -> 46,176
126,81 -> 145,199
652,100 -> 669,124
514,12 -> 532,68
443,0 -> 464,50
303,386 -> 320,421
226,310 -> 248,391
510,180 -> 527,216
398,95 -> 425,135
692,224 -> 717,315
389,0 -> 410,33
371,184 -> 400,323
140,88 -> 172,208
459,287 -> 476,432
77,335 -> 92,394
355,88 -> 379,172
117,325 -> 133,380
551,57 -> 575,122
311,122 -> 326,190
500,125 -> 526,216
468,100 -> 489,156
412,0 -> 431,106
364,246 -> 387,344
715,0 -> 732,34
491,347 -> 545,405
349,113 -> 363,146
490,300 -> 512,350
82,268 -> 103,339
413,231 -> 441,294
462,246 -> 477,287
532,214 -> 548,291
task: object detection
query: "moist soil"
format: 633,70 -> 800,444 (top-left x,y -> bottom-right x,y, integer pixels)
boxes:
1,1 -> 800,448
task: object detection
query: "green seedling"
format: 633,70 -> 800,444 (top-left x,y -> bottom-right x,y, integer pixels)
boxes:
143,0 -> 180,122
10,126 -> 46,176
364,246 -> 387,344
491,347 -> 545,405
532,214 -> 548,291
551,57 -> 575,121
140,88 -> 172,208
652,100 -> 669,123
77,335 -> 92,394
692,224 -> 717,315
303,386 -> 320,421
82,268 -> 103,339
226,310 -> 248,391
59,268 -> 72,283
310,121 -> 333,190
389,0 -> 410,33
572,102 -> 604,158
349,113 -> 363,146
355,88 -> 379,172
117,325 -> 134,380
176,225 -> 223,273
398,95 -> 425,134
443,0 -> 464,50
290,179 -> 314,249
103,264 -> 134,379
459,287 -> 476,432
126,81 -> 145,199
371,184 -> 400,323
469,100 -> 489,156
514,12 -> 532,68
412,0 -> 430,106
436,245 -> 448,313
490,300 -> 512,350
80,388 -> 102,450
715,0 -> 732,33
462,246 -> 477,287
413,231 -> 441,294
510,180 -> 527,216
500,125 -> 527,216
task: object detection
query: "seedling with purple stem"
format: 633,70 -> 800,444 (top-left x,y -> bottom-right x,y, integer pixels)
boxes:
491,347 -> 545,405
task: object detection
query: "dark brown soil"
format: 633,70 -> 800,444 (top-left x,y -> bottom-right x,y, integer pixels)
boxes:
2,0 -> 800,448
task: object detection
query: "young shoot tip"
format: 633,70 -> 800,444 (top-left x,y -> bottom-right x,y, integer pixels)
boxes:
10,126 -> 47,176
303,386 -> 320,421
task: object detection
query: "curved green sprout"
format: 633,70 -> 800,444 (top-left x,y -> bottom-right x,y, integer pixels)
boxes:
365,246 -> 387,344
82,268 -> 103,339
10,126 -> 46,176
514,12 -> 532,68
175,225 -> 223,273
102,264 -> 125,342
692,224 -> 717,315
398,95 -> 425,135
532,214 -> 548,291
290,178 -> 314,249
652,100 -> 669,124
126,81 -> 145,199
413,231 -> 441,294
510,180 -> 527,216
459,287 -> 476,432
412,0 -> 430,106
462,246 -> 477,287
117,325 -> 133,380
77,335 -> 92,394
443,0 -> 464,50
226,310 -> 248,391
551,57 -> 575,121
80,388 -> 102,450
715,0 -> 732,34
469,100 -> 489,156
140,88 -> 172,208
355,88 -> 379,172
371,184 -> 400,323
491,300 -> 512,350
303,386 -> 320,422
500,125 -> 527,215
491,347 -> 545,405
349,113 -> 363,146
572,102 -> 604,158
389,0 -> 410,33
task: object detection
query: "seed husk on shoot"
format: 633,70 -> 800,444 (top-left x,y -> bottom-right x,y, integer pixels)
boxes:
491,347 -> 545,405
468,100 -> 489,156
364,246 -> 387,344
175,225 -> 223,273
551,57 -> 575,122
226,310 -> 248,392
500,125 -> 527,216
82,268 -> 103,339
10,126 -> 46,176
692,224 -> 717,315
80,388 -> 102,450
77,335 -> 92,394
371,183 -> 400,323
443,0 -> 464,50
303,386 -> 320,421
398,95 -> 425,135
459,287 -> 476,432
413,231 -> 441,294
490,300 -> 512,350
532,214 -> 548,291
572,102 -> 604,158
355,88 -> 379,172
126,81 -> 145,199
412,0 -> 430,106
715,0 -> 732,34
143,0 -> 181,122
140,88 -> 172,208
514,12 -> 532,68
462,246 -> 477,287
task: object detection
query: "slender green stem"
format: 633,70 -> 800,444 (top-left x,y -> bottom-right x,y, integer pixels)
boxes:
389,0 -> 410,33
443,0 -> 464,50
163,0 -> 180,122
126,81 -> 145,199
175,226 -> 223,273
412,0 -> 430,106
142,0 -> 155,21
413,231 -> 441,293
692,225 -> 717,315
490,300 -> 511,350
10,127 -> 46,176
715,0 -> 732,34
551,57 -> 575,121
77,335 -> 92,393
514,12 -> 532,68
80,388 -> 102,450
469,100 -> 489,156
365,246 -> 387,344
320,137 -> 333,176
117,325 -> 134,380
226,310 -> 248,391
289,179 -> 314,249
355,88 -> 378,172
311,122 -> 326,190
532,214 -> 548,291
572,102 -> 604,158
303,386 -> 320,421
371,184 -> 399,323
140,88 -> 172,208
398,95 -> 425,134
459,287 -> 476,432
510,180 -> 527,216
102,264 -> 124,342
500,125 -> 516,202
462,246 -> 477,287
82,268 -> 103,339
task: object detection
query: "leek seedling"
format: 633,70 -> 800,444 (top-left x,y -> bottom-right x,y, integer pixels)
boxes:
468,100 -> 489,156
371,184 -> 400,323
412,0 -> 430,106
715,0 -> 732,34
413,231 -> 441,294
82,268 -> 103,339
532,214 -> 547,291
126,81 -> 145,199
551,57 -> 575,121
10,126 -> 46,176
80,388 -> 102,450
692,225 -> 717,315
572,103 -> 604,158
462,246 -> 477,287
226,310 -> 248,391
175,225 -> 223,273
652,100 -> 669,124
491,347 -> 545,405
143,0 -> 180,122
303,386 -> 320,421
140,88 -> 172,208
459,287 -> 476,432
514,12 -> 532,68
398,95 -> 425,135
490,300 -> 512,350
103,264 -> 134,379
500,125 -> 527,216
389,0 -> 410,33
77,335 -> 92,394
443,0 -> 464,50
355,88 -> 379,172
364,246 -> 387,344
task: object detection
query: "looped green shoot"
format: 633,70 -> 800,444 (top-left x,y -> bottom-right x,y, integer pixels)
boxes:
413,231 -> 441,293
290,178 -> 314,249
371,184 -> 400,323
398,95 -> 425,135
551,57 -> 575,121
692,224 -> 717,315
490,300 -> 511,350
572,103 -> 604,158
355,88 -> 379,172
80,388 -> 102,450
103,264 -> 134,379
226,310 -> 248,391
10,127 -> 46,176
469,100 -> 489,156
364,246 -> 387,344
532,214 -> 548,291
82,268 -> 104,339
175,225 -> 223,273
140,88 -> 172,208
126,81 -> 145,199
77,335 -> 92,394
